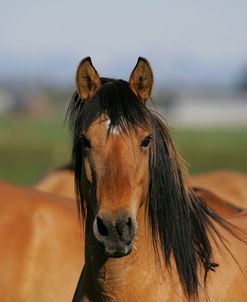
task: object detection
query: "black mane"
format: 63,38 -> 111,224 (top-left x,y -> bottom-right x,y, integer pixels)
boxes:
67,78 -> 235,299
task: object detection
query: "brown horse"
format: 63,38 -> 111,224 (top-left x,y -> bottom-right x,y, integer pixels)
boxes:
35,164 -> 75,200
191,170 -> 247,209
68,57 -> 247,301
0,181 -> 83,302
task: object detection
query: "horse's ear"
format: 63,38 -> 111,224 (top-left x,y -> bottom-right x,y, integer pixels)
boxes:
76,57 -> 101,100
129,57 -> 154,103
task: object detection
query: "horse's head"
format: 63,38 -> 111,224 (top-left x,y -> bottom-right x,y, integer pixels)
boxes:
69,58 -> 230,298
70,57 -> 154,257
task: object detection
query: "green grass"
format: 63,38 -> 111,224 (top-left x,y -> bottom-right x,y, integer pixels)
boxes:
173,128 -> 247,174
0,114 -> 247,185
0,114 -> 71,185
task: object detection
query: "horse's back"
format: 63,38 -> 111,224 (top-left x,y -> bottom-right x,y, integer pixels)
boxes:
191,170 -> 247,208
0,181 -> 83,302
195,187 -> 243,217
35,169 -> 75,199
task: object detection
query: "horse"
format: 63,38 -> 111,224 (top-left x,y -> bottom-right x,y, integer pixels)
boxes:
193,187 -> 242,217
35,163 -> 75,200
0,181 -> 83,302
190,170 -> 247,209
67,57 -> 247,301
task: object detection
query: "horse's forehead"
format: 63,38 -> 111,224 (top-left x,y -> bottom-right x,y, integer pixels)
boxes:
86,115 -> 121,138
87,115 -> 148,142
105,119 -> 122,135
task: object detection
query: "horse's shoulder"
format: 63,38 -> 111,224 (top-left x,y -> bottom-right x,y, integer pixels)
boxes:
0,181 -> 78,238
0,182 -> 82,301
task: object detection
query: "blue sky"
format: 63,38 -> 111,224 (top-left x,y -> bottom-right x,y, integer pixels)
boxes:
1,0 -> 247,86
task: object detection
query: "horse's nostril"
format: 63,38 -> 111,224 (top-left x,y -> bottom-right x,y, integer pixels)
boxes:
116,216 -> 134,239
126,217 -> 132,228
97,217 -> 108,237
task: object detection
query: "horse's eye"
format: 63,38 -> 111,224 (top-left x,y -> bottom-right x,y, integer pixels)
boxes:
141,136 -> 152,148
81,136 -> 91,150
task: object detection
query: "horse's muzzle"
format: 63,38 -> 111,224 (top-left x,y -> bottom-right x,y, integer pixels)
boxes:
93,210 -> 136,257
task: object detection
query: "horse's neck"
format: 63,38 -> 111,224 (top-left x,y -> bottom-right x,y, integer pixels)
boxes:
79,207 -> 181,302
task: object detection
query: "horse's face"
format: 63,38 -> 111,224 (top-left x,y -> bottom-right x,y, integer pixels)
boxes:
83,115 -> 151,257
75,57 -> 153,257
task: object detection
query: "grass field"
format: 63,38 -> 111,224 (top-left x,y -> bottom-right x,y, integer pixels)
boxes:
0,114 -> 247,185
